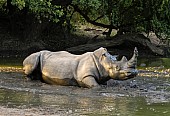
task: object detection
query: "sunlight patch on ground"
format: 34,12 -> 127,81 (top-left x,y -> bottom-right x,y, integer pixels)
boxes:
0,66 -> 23,72
138,67 -> 170,77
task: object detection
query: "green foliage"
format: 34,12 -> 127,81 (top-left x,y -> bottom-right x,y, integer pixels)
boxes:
73,0 -> 101,10
10,0 -> 64,23
72,0 -> 103,22
72,0 -> 170,38
151,0 -> 170,39
0,0 -> 169,39
0,0 -> 6,10
28,0 -> 64,23
11,0 -> 25,10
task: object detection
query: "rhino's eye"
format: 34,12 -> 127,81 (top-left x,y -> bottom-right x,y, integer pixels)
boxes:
115,65 -> 120,71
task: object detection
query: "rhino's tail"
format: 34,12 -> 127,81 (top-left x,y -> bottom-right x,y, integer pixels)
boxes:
23,52 -> 44,82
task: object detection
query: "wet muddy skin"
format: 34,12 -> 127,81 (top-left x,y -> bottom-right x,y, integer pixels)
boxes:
0,69 -> 170,116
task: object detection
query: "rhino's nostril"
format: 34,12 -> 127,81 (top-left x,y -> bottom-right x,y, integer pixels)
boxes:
126,72 -> 132,76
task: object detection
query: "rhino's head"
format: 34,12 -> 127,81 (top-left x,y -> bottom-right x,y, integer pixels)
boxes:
98,47 -> 138,80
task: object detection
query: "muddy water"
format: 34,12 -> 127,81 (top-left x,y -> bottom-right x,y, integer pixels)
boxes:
0,58 -> 170,115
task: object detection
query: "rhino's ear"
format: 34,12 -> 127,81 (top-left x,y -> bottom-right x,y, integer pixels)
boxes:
23,52 -> 41,75
93,47 -> 107,59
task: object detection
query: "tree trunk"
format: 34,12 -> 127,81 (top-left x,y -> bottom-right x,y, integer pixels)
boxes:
67,33 -> 164,57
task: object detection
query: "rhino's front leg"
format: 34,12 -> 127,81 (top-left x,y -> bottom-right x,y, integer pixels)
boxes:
81,76 -> 99,88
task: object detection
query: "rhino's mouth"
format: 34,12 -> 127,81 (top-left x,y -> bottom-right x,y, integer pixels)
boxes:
126,69 -> 138,78
117,69 -> 138,80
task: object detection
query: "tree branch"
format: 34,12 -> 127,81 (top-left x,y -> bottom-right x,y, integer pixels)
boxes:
70,4 -> 153,34
71,4 -> 118,30
93,14 -> 105,22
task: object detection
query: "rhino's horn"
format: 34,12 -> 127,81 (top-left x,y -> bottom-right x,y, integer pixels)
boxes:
127,47 -> 138,68
120,56 -> 128,62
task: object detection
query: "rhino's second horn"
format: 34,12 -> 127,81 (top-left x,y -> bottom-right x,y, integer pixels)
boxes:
127,47 -> 138,68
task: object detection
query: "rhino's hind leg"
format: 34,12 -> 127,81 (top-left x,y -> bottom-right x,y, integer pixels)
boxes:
81,76 -> 99,88
26,61 -> 44,82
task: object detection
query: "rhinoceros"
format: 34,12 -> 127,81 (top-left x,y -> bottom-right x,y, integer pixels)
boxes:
23,47 -> 138,88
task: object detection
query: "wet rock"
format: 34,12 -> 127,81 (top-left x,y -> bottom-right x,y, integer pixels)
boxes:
140,63 -> 146,67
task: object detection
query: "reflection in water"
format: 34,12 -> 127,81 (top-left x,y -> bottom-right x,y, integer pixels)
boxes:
0,88 -> 144,115
0,89 -> 41,108
0,87 -> 170,116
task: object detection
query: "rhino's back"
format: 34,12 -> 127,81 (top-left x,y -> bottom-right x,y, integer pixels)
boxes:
41,51 -> 79,79
41,51 -> 78,59
40,51 -> 82,86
